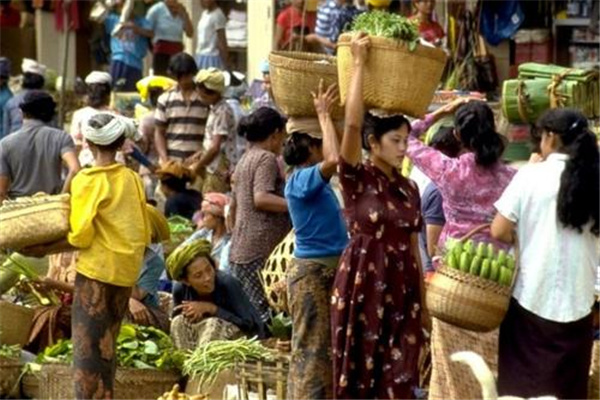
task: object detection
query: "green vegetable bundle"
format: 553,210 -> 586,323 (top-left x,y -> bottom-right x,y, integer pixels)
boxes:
165,216 -> 196,256
351,10 -> 420,51
0,343 -> 20,360
444,239 -> 515,286
182,337 -> 275,391
36,324 -> 185,371
268,313 -> 292,340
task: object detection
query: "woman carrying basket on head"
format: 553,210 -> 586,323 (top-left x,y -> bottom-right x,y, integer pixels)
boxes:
331,33 -> 426,400
491,109 -> 599,399
406,100 -> 516,399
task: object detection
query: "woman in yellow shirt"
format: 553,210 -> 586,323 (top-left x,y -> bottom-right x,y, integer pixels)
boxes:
26,113 -> 151,399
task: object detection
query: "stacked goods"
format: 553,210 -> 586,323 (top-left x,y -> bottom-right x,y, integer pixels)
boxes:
0,193 -> 70,251
337,11 -> 447,117
443,239 -> 516,286
502,62 -> 599,123
426,225 -> 517,332
269,51 -> 341,118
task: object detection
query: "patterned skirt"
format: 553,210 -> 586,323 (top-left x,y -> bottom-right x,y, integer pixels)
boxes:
171,316 -> 241,351
72,273 -> 131,400
230,259 -> 270,322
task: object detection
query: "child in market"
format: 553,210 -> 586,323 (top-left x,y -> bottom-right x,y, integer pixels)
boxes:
23,113 -> 151,399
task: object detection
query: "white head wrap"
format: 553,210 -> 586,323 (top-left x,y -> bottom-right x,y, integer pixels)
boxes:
21,58 -> 47,76
82,113 -> 139,146
85,71 -> 112,85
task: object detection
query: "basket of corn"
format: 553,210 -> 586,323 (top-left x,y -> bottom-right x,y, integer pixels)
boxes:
337,11 -> 447,117
426,224 -> 518,332
269,51 -> 342,118
0,193 -> 70,251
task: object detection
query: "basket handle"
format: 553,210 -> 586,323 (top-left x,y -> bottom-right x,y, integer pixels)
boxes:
457,223 -> 490,243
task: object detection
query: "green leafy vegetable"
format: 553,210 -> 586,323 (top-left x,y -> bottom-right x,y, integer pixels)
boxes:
0,343 -> 20,360
268,313 -> 292,340
351,10 -> 420,50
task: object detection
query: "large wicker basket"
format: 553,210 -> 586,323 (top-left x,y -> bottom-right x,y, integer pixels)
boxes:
37,363 -> 180,399
0,301 -> 34,346
426,225 -> 518,332
21,370 -> 40,399
261,231 -> 295,314
337,34 -> 447,117
235,354 -> 290,400
0,193 -> 70,250
269,51 -> 342,118
0,357 -> 21,397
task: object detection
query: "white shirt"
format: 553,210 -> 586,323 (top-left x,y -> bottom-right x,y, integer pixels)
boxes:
409,165 -> 432,196
495,153 -> 598,323
196,8 -> 227,56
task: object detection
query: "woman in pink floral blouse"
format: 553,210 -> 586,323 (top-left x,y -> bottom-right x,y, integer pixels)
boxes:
407,100 -> 516,399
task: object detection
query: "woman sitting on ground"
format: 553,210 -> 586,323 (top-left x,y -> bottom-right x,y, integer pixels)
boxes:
167,239 -> 265,350
157,160 -> 202,219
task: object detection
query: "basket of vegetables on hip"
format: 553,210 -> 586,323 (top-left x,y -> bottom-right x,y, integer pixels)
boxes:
337,10 -> 447,117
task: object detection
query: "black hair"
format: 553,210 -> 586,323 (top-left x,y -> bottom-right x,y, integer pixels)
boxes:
160,176 -> 189,193
430,126 -> 462,158
238,107 -> 286,143
20,90 -> 56,122
148,87 -> 164,108
362,113 -> 411,150
454,101 -> 505,167
22,72 -> 45,90
283,132 -> 322,166
87,83 -> 112,108
86,113 -> 126,151
536,108 -> 599,236
168,52 -> 198,80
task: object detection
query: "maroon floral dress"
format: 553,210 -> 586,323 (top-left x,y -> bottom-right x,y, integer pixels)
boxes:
331,159 -> 423,399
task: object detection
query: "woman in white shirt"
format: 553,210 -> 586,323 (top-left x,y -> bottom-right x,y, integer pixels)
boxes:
196,0 -> 229,70
491,108 -> 599,399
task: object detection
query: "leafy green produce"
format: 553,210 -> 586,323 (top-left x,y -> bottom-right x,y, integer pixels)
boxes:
36,324 -> 185,371
182,337 -> 275,391
351,10 -> 420,51
168,216 -> 195,234
0,343 -> 20,360
268,312 -> 292,340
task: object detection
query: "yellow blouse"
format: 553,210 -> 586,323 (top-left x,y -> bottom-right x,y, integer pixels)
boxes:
68,164 -> 150,287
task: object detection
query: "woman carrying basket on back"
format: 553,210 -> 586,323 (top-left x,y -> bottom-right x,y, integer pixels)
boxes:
491,109 -> 599,399
406,100 -> 516,399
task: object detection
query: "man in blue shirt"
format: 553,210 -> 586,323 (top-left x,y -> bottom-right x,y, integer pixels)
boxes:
105,0 -> 153,92
310,0 -> 362,54
0,58 -> 13,140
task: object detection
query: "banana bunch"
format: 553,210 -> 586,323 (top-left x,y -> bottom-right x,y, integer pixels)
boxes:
157,385 -> 206,400
444,239 -> 515,286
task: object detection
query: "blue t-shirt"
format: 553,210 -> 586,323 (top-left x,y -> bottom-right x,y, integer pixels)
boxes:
146,1 -> 185,44
105,14 -> 151,71
285,164 -> 348,259
419,182 -> 445,272
136,245 -> 166,308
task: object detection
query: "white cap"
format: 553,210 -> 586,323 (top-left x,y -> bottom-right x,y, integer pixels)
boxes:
21,58 -> 47,76
85,71 -> 112,85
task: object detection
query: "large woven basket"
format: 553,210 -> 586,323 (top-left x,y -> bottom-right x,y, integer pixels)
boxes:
426,225 -> 518,332
38,363 -> 180,399
0,357 -> 21,397
0,193 -> 70,250
0,301 -> 34,346
21,370 -> 40,399
269,51 -> 342,118
261,231 -> 295,314
235,354 -> 290,400
337,34 -> 447,117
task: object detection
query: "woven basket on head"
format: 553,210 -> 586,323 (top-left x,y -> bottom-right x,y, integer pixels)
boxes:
426,225 -> 518,332
0,193 -> 70,251
269,51 -> 342,118
37,364 -> 180,400
337,33 -> 447,117
0,301 -> 34,346
235,354 -> 290,400
261,231 -> 295,314
0,357 -> 21,398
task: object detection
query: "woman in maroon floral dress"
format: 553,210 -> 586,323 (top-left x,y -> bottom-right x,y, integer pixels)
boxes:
331,33 -> 427,399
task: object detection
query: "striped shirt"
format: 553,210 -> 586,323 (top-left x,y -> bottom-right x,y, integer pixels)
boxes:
154,88 -> 209,161
315,0 -> 341,43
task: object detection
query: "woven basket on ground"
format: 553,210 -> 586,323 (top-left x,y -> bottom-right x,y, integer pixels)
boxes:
269,51 -> 342,118
21,370 -> 39,399
38,363 -> 180,399
235,354 -> 290,400
0,301 -> 34,346
261,231 -> 295,314
590,340 -> 599,399
426,224 -> 518,332
0,357 -> 21,397
0,193 -> 70,251
337,33 -> 447,117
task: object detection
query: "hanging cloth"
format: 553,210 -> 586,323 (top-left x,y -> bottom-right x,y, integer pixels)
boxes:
54,0 -> 80,31
480,0 -> 524,46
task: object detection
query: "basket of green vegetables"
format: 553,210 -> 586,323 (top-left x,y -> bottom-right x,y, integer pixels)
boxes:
337,11 -> 447,117
0,301 -> 35,347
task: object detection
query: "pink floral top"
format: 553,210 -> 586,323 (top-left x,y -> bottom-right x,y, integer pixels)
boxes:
407,116 -> 517,250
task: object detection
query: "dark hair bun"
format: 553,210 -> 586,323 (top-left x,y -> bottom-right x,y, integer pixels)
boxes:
238,107 -> 286,143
